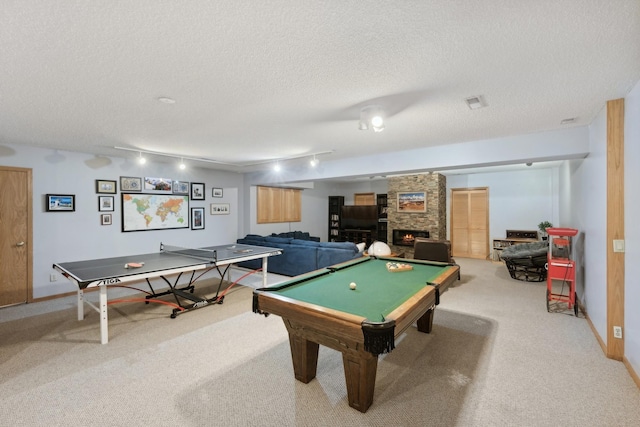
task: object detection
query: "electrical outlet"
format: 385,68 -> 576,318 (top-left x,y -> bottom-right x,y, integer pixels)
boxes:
613,326 -> 623,339
49,273 -> 57,282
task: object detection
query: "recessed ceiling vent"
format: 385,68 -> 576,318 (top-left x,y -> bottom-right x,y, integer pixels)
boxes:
561,117 -> 577,125
465,95 -> 485,110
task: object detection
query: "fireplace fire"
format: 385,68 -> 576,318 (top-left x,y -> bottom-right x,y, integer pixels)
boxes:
392,229 -> 430,246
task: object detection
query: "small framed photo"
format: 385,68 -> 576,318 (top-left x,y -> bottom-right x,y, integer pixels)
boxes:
210,203 -> 230,215
191,182 -> 205,200
191,207 -> 205,230
101,213 -> 112,225
173,180 -> 190,194
96,179 -> 117,194
397,191 -> 426,212
120,176 -> 142,192
144,177 -> 173,192
98,196 -> 114,212
212,188 -> 223,198
46,194 -> 75,212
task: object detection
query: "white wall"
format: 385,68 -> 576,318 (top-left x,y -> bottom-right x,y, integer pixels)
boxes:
243,179 -> 389,241
569,105 -> 608,342
624,81 -> 640,374
245,183 -> 329,240
446,168 -> 560,242
246,127 -> 590,185
0,143 -> 244,299
566,84 -> 640,377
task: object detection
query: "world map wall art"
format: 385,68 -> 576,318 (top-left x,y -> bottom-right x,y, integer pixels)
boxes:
121,193 -> 189,232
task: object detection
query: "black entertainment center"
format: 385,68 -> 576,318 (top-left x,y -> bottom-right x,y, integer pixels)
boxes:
328,196 -> 388,247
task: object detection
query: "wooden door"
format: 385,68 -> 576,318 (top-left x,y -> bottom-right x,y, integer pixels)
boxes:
451,188 -> 489,260
0,166 -> 33,306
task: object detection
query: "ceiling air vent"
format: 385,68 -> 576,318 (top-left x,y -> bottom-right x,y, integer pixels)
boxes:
561,117 -> 576,125
465,96 -> 485,110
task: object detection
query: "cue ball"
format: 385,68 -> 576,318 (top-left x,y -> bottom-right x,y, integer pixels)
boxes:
349,282 -> 356,290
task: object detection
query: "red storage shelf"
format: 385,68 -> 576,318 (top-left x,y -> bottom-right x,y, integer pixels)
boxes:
546,227 -> 579,316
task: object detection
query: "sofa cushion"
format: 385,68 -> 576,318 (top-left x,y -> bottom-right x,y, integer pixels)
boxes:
321,241 -> 358,250
316,245 -> 360,269
264,236 -> 293,245
291,239 -> 320,247
236,233 -> 359,276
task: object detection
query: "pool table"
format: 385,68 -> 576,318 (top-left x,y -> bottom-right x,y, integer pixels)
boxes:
252,256 -> 459,412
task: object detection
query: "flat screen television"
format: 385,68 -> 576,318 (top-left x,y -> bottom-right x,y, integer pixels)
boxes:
340,205 -> 378,230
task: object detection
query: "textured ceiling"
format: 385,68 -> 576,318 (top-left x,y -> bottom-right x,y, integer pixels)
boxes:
1,1 -> 639,173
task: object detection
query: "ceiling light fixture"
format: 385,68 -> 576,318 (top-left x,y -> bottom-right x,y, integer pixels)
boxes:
310,155 -> 319,167
274,162 -> 281,172
179,158 -> 186,170
359,105 -> 385,132
114,146 -> 236,166
138,152 -> 146,165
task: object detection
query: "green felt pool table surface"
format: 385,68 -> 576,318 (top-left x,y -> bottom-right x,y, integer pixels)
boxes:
271,257 -> 455,322
252,255 -> 460,413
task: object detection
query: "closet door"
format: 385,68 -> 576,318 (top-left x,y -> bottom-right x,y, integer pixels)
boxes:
0,166 -> 32,306
451,188 -> 489,259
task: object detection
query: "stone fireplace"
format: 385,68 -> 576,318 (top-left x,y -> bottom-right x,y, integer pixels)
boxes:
392,229 -> 430,247
386,173 -> 447,257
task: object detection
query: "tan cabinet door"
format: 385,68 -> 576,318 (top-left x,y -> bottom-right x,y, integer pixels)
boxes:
257,186 -> 301,223
354,192 -> 375,205
451,188 -> 489,259
0,166 -> 32,306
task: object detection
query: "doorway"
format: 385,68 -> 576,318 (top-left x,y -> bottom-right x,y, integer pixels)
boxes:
0,166 -> 33,306
450,187 -> 489,260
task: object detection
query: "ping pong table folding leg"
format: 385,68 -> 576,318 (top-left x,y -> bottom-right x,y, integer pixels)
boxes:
99,285 -> 109,344
261,257 -> 269,287
77,288 -> 84,320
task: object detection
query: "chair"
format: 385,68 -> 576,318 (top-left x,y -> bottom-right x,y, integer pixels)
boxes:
499,241 -> 548,282
413,238 -> 460,279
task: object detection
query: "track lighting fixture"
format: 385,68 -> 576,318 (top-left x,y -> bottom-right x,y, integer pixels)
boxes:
359,105 -> 385,132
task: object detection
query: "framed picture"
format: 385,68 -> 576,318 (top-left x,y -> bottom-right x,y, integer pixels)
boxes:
120,176 -> 142,192
46,194 -> 75,212
191,207 -> 205,230
101,213 -> 112,225
96,179 -> 117,194
172,180 -> 189,194
210,203 -> 230,215
98,196 -> 114,212
397,191 -> 426,212
191,182 -> 205,200
144,177 -> 173,193
212,187 -> 223,198
121,193 -> 189,232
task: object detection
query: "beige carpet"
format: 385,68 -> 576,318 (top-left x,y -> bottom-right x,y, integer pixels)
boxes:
1,258 -> 639,426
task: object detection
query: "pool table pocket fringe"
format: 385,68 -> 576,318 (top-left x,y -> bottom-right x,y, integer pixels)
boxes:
363,322 -> 395,355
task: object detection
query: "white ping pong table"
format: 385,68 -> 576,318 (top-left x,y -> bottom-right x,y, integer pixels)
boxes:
53,243 -> 282,344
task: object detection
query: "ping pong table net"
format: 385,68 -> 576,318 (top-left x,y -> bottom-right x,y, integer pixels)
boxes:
160,243 -> 218,263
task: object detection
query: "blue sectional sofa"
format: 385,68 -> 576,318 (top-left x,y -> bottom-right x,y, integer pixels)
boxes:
236,233 -> 362,276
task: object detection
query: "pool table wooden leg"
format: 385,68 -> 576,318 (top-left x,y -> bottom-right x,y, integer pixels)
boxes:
287,331 -> 319,383
416,307 -> 435,333
342,352 -> 378,412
